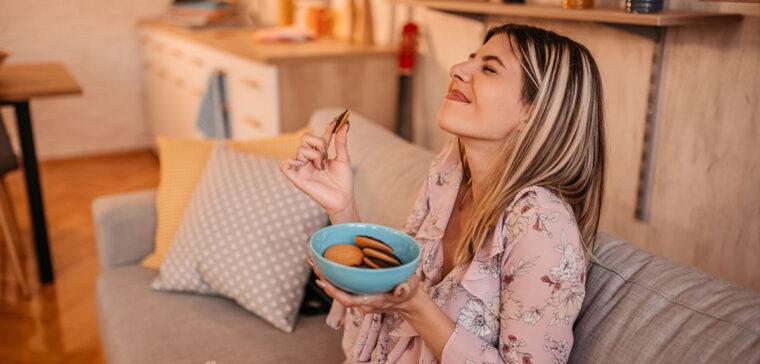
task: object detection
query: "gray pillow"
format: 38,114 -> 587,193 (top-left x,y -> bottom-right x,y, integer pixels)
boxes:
152,143 -> 328,332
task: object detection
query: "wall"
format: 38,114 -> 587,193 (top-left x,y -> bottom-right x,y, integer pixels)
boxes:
0,0 -> 172,159
1,0 -> 756,290
367,0 -> 760,291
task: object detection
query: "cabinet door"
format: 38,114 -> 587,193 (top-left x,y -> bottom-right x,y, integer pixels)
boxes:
222,55 -> 280,139
139,27 -> 282,140
139,29 -> 176,140
141,29 -> 212,139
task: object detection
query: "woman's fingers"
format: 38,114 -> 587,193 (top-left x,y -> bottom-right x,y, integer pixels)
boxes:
315,278 -> 387,309
322,119 -> 337,148
393,283 -> 410,298
305,256 -> 324,280
297,145 -> 324,170
334,119 -> 350,163
279,159 -> 306,178
302,133 -> 327,157
315,279 -> 355,307
357,306 -> 376,315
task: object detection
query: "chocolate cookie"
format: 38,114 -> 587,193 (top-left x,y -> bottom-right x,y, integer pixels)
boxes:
362,248 -> 401,266
323,244 -> 364,267
362,256 -> 394,269
332,109 -> 350,134
354,235 -> 393,254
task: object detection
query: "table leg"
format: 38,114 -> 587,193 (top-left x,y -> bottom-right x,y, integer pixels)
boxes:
12,101 -> 54,284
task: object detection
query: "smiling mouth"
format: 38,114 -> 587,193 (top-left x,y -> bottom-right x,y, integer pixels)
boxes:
445,89 -> 471,103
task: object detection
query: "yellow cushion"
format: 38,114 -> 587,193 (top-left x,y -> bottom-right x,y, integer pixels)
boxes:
141,127 -> 310,269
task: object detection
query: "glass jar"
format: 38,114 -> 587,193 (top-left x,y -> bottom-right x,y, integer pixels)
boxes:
561,0 -> 594,9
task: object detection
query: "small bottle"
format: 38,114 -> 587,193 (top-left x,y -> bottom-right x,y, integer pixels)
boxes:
352,0 -> 373,45
278,0 -> 294,25
561,0 -> 594,9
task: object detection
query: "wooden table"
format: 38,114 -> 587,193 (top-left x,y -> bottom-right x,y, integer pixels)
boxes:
0,63 -> 82,284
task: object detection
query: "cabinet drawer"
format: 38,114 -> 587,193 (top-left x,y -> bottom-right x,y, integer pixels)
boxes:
227,75 -> 278,138
138,26 -> 288,140
224,57 -> 279,139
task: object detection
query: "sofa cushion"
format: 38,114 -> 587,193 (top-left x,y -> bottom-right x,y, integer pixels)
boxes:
571,232 -> 760,363
143,127 -> 310,270
151,144 -> 327,333
96,265 -> 343,364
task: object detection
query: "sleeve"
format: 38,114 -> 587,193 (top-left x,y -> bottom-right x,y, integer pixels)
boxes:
400,176 -> 431,238
325,177 -> 431,329
440,188 -> 587,364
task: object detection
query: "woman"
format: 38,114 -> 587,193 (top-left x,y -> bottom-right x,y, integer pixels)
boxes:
279,23 -> 605,364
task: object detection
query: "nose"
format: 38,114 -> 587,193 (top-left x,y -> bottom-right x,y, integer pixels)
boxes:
450,61 -> 471,83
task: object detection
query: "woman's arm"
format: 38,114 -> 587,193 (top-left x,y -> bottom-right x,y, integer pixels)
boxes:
400,290 -> 455,359
329,198 -> 361,224
319,179 -> 430,330
437,188 -> 586,364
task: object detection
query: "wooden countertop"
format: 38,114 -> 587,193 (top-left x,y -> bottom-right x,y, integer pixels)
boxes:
389,0 -> 743,27
0,63 -> 82,101
138,19 -> 397,64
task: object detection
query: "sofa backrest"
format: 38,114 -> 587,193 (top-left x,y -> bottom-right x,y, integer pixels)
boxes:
307,108 -> 435,229
308,108 -> 760,363
573,232 -> 760,363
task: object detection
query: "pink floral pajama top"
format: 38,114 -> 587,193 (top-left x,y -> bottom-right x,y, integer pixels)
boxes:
326,137 -> 588,364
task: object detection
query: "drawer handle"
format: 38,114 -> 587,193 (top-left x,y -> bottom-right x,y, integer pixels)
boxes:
191,57 -> 205,67
244,116 -> 264,130
242,78 -> 261,90
170,48 -> 183,58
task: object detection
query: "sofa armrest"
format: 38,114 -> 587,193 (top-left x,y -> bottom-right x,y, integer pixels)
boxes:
92,190 -> 157,271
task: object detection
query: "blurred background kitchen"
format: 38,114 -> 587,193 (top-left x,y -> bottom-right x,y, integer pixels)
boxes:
0,0 -> 758,362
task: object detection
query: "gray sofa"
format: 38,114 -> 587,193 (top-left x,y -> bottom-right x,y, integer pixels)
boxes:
93,108 -> 760,363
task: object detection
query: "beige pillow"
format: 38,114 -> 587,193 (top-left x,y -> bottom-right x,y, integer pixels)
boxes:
151,143 -> 327,332
141,128 -> 310,269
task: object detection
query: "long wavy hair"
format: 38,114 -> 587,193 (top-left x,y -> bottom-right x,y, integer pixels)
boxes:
454,23 -> 606,266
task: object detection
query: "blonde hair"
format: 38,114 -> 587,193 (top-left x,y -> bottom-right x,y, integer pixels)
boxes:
454,24 -> 606,266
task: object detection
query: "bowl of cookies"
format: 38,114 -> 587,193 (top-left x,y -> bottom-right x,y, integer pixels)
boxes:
309,223 -> 421,294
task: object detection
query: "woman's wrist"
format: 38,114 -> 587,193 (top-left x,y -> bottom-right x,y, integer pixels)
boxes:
398,287 -> 455,360
400,286 -> 430,318
329,198 -> 360,224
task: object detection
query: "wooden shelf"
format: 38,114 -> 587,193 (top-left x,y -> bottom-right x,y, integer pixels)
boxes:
138,19 -> 395,65
389,0 -> 742,26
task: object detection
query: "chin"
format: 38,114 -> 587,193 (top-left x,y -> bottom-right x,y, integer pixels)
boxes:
436,101 -> 472,137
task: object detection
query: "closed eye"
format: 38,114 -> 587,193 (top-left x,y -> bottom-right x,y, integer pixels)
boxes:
482,65 -> 496,74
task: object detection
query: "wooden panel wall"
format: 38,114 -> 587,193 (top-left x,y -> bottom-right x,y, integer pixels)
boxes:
0,0 -> 171,160
370,1 -> 760,290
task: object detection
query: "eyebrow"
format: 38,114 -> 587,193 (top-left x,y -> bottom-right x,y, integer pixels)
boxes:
469,53 -> 505,68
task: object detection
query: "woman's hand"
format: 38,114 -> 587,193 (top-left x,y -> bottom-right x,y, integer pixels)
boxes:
279,118 -> 354,216
306,256 -> 423,316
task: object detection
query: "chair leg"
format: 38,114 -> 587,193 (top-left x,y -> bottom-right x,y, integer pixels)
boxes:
0,179 -> 27,258
0,179 -> 31,297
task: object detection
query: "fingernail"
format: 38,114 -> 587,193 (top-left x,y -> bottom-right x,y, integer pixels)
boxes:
315,280 -> 326,288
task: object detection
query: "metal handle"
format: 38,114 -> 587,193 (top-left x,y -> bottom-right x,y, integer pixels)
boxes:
243,116 -> 264,129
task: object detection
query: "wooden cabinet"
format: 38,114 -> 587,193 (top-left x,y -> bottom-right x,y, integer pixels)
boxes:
137,20 -> 398,142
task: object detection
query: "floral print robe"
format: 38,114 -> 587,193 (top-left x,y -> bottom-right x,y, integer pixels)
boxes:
325,137 -> 588,364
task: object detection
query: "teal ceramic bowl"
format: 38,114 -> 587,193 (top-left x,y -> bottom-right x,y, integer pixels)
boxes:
309,223 -> 421,294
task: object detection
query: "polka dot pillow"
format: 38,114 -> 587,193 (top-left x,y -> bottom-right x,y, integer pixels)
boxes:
151,142 -> 328,332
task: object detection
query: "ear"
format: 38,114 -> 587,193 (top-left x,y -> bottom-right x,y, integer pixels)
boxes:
516,103 -> 532,133
516,118 -> 529,133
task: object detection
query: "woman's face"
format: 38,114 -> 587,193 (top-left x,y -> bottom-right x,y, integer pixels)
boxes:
436,33 -> 530,141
